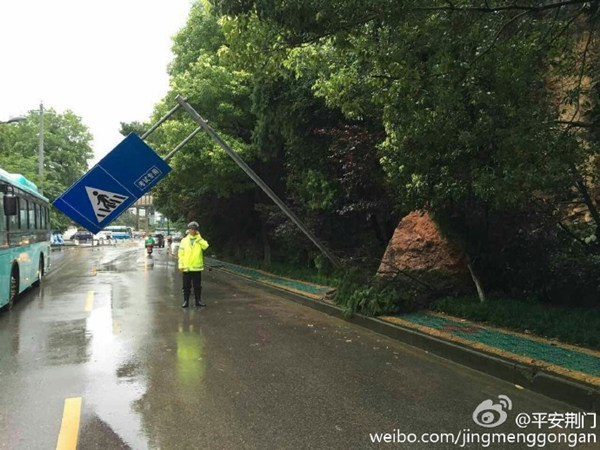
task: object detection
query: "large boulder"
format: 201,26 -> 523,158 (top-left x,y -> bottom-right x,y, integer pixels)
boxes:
378,211 -> 471,301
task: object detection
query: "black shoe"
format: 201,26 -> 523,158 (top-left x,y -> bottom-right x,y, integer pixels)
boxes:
195,301 -> 206,308
182,301 -> 189,308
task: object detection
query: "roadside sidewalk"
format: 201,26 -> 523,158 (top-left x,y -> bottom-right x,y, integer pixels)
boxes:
207,258 -> 600,411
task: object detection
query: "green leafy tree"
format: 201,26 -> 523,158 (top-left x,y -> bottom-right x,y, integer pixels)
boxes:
135,0 -> 600,305
119,121 -> 146,137
147,3 -> 261,258
112,210 -> 138,229
212,0 -> 600,303
147,1 -> 399,268
0,108 -> 93,230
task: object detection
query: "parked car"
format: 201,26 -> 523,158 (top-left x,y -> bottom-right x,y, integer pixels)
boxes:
93,230 -> 113,242
170,236 -> 182,254
71,230 -> 93,242
153,233 -> 165,248
63,227 -> 78,240
50,231 -> 64,246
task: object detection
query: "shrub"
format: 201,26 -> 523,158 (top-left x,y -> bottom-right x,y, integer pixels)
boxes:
334,268 -> 417,317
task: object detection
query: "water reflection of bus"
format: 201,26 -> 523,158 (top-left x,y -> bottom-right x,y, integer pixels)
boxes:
0,170 -> 51,310
104,225 -> 133,239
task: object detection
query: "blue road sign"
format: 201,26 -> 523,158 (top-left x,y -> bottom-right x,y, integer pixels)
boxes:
53,133 -> 171,234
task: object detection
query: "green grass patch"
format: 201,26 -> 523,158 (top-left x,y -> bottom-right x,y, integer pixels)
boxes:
431,295 -> 600,350
219,257 -> 341,287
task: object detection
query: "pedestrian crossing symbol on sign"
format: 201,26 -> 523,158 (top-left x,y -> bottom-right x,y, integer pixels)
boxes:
52,133 -> 171,234
85,186 -> 128,222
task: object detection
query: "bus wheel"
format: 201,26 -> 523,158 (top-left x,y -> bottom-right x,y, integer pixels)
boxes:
34,256 -> 44,286
8,267 -> 18,310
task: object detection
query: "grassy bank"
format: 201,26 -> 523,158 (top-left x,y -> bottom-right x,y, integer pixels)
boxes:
219,257 -> 340,287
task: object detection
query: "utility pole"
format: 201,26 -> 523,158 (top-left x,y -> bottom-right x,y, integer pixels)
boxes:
38,103 -> 44,195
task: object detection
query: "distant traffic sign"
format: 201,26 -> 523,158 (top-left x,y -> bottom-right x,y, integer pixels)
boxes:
53,133 -> 171,233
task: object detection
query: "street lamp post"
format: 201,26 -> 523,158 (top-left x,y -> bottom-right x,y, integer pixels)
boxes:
38,103 -> 44,195
0,116 -> 25,125
1,107 -> 44,194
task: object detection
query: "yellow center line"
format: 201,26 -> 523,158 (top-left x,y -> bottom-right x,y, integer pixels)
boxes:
84,291 -> 94,312
56,397 -> 82,450
91,265 -> 97,276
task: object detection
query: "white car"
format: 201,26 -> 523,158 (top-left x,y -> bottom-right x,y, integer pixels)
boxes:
93,230 -> 114,243
170,236 -> 182,254
63,227 -> 78,240
50,231 -> 64,246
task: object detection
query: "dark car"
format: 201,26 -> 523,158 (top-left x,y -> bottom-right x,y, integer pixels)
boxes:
71,230 -> 93,242
153,233 -> 165,248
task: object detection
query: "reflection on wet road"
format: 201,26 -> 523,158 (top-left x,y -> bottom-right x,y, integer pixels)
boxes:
0,244 -> 593,449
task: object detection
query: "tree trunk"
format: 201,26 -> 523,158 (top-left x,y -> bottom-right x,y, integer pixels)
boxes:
466,259 -> 486,303
575,178 -> 600,241
261,220 -> 271,267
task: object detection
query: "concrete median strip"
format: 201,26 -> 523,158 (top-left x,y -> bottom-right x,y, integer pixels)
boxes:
208,258 -> 600,412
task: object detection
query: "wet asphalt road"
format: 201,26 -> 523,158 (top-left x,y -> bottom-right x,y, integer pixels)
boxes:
0,243 -> 596,449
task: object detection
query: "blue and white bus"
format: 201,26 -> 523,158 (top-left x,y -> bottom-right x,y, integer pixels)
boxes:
104,225 -> 133,239
0,169 -> 51,310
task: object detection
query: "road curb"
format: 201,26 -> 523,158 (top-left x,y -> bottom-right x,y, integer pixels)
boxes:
215,266 -> 600,412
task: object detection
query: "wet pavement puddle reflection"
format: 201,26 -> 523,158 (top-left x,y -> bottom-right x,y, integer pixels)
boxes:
83,288 -> 149,449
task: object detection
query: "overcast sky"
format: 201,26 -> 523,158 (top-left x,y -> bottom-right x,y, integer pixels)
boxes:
0,0 -> 193,167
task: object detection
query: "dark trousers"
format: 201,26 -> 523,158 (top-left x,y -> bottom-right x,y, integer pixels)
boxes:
182,271 -> 202,301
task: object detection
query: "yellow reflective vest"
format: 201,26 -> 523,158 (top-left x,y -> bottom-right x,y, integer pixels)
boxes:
178,234 -> 209,271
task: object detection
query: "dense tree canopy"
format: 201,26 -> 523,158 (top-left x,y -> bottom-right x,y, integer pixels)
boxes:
147,0 -> 599,305
0,108 -> 93,230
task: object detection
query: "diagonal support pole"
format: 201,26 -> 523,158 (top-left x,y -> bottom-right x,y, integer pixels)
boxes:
175,95 -> 341,269
164,126 -> 203,162
141,103 -> 182,140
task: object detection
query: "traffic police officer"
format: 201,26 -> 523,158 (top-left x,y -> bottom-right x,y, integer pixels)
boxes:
178,221 -> 209,308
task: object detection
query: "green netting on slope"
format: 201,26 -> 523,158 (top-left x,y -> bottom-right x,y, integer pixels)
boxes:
398,313 -> 600,377
206,258 -> 332,297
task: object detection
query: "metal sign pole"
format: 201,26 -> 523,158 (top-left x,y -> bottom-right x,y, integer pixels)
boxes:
141,103 -> 182,140
164,126 -> 203,162
174,95 -> 341,269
